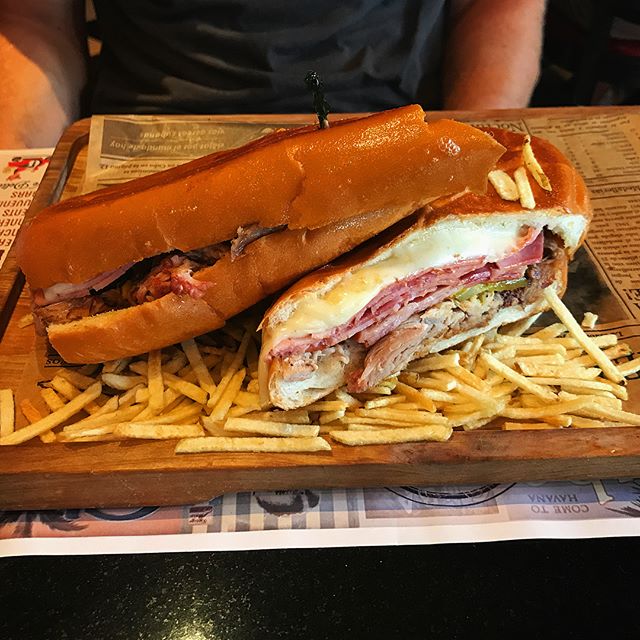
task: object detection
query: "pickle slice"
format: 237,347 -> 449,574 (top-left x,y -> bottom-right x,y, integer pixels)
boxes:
453,277 -> 528,302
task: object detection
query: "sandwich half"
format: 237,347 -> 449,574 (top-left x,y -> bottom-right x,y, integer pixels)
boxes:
16,105 -> 504,363
260,128 -> 592,409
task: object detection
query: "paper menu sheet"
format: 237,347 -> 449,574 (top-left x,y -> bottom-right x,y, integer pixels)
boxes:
0,148 -> 52,271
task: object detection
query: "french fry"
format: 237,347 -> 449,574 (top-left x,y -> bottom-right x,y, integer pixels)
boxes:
333,389 -> 361,408
176,436 -> 331,453
579,403 -> 640,426
514,353 -> 565,367
200,421 -> 253,437
400,372 -> 457,392
554,334 -> 618,349
331,424 -> 452,446
162,372 -> 208,405
364,396 -> 406,409
490,382 -> 517,397
501,313 -> 541,337
501,397 -> 592,419
364,385 -> 392,395
102,373 -> 147,391
227,406 -> 256,418
514,165 -> 535,209
488,169 -> 519,201
516,362 -> 601,379
0,382 -> 102,445
492,335 -> 543,345
147,350 -> 164,415
460,334 -> 485,367
207,330 -> 252,409
181,339 -> 217,398
527,377 -> 627,400
58,369 -> 99,390
408,352 -> 460,372
40,431 -> 57,443
353,408 -> 448,425
20,399 -> 45,424
544,289 -> 623,382
522,135 -> 552,191
114,422 -> 204,439
209,368 -> 246,422
101,384 -> 144,414
503,422 -> 558,431
394,381 -> 437,412
543,415 -> 572,427
343,417 -> 444,429
40,387 -> 66,412
448,410 -> 500,429
531,323 -> 567,339
581,312 -> 598,329
0,389 -> 15,437
413,388 -> 455,403
102,358 -> 131,375
480,353 -> 557,401
318,409 -> 346,424
163,352 -> 189,375
63,404 -> 145,433
303,400 -> 349,412
224,417 -> 319,438
340,415 -> 447,430
137,404 -> 202,425
17,312 -> 34,328
440,375 -> 497,410
569,344 -> 632,366
62,425 -> 115,440
558,390 -> 621,410
58,433 -> 124,443
250,410 -> 311,424
570,416 -> 618,429
48,375 -> 81,400
619,357 -> 640,377
233,391 -> 261,409
509,343 -> 567,357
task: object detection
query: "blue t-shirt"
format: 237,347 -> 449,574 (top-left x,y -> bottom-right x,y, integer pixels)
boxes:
92,0 -> 447,114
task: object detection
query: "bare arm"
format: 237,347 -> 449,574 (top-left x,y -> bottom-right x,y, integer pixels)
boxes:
0,0 -> 87,148
444,0 -> 546,110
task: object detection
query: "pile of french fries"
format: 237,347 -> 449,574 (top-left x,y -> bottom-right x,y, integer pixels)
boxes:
1,289 -> 640,453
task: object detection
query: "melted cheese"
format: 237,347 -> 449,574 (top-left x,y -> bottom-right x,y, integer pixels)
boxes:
270,219 -> 540,348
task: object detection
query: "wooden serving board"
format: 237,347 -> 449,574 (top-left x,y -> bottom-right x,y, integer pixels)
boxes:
2,107 -> 640,511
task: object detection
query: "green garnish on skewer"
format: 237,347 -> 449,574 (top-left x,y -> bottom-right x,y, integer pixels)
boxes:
304,71 -> 331,129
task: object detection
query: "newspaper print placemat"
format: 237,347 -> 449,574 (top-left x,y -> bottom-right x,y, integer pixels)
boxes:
0,149 -> 52,271
2,481 -> 640,556
2,110 -> 640,555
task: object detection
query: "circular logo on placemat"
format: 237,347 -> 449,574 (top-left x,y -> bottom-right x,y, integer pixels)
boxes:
387,484 -> 516,507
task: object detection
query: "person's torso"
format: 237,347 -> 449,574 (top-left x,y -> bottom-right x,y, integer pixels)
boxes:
92,0 -> 446,114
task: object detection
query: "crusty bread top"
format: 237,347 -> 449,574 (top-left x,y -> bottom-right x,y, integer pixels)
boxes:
17,105 -> 504,289
423,127 -> 592,235
262,128 -> 591,331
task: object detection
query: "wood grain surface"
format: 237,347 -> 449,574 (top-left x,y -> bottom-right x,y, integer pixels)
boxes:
1,106 -> 639,510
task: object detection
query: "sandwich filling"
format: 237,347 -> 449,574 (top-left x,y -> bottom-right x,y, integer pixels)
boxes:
31,224 -> 282,333
264,225 -> 567,399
